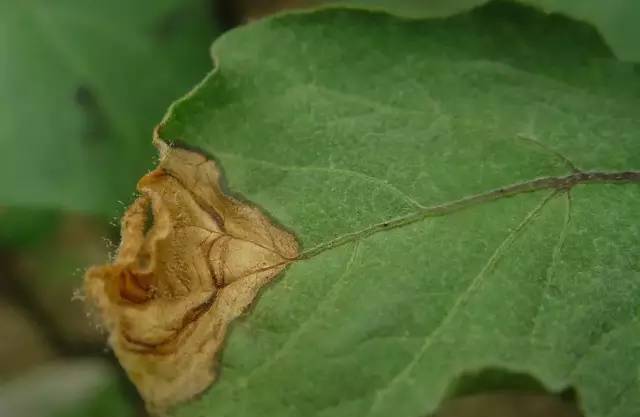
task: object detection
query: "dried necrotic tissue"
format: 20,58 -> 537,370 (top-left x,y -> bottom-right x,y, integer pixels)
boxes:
85,141 -> 298,410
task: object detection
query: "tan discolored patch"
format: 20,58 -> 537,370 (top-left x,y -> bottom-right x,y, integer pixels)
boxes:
84,140 -> 298,411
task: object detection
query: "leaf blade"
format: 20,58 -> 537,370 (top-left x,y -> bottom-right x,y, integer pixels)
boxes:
154,4 -> 640,417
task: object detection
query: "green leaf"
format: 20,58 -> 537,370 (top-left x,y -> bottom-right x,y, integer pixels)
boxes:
315,0 -> 640,62
0,0 -> 216,215
0,208 -> 59,248
520,0 -> 640,63
159,3 -> 640,417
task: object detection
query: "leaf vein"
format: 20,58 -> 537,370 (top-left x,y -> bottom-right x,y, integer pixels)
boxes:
528,190 -> 572,342
364,190 -> 556,416
301,170 -> 640,259
216,150 -> 424,208
237,241 -> 361,388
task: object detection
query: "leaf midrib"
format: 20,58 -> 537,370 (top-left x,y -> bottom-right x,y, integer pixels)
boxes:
292,169 -> 640,258
208,149 -> 640,259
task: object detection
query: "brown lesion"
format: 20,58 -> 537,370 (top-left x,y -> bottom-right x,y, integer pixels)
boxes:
84,140 -> 298,411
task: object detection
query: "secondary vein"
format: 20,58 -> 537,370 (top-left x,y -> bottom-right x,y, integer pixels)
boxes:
364,188 -> 556,417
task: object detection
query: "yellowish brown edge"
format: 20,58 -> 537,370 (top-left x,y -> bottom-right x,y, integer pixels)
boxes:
84,139 -> 299,411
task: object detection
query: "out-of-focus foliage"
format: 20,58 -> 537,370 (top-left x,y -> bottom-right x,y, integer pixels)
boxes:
233,0 -> 640,62
347,0 -> 640,62
0,360 -> 136,417
0,0 -> 216,215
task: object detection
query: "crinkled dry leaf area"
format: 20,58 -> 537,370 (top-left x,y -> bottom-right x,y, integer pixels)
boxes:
85,141 -> 298,410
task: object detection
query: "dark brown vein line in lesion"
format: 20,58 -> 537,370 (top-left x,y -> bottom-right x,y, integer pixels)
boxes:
121,259 -> 292,356
122,295 -> 216,356
161,168 -> 290,258
300,170 -> 640,260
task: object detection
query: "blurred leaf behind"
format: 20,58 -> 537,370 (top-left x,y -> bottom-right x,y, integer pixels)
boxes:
0,0 -> 217,216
